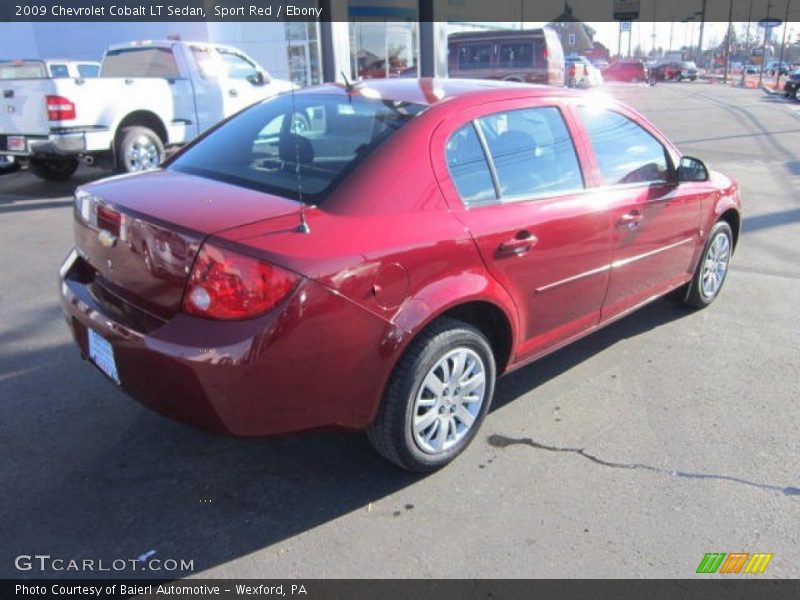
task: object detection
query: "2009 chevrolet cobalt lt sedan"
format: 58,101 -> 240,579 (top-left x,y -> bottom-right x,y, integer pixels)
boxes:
60,79 -> 741,471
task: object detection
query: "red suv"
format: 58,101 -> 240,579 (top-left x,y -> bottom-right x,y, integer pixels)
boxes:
602,60 -> 649,83
60,79 -> 740,471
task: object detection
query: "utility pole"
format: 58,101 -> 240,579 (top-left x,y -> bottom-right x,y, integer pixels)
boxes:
697,0 -> 707,67
669,18 -> 674,53
741,0 -> 754,86
758,0 -> 773,86
776,0 -> 792,87
723,0 -> 734,83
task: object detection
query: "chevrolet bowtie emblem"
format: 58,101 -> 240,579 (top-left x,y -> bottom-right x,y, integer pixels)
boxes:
98,229 -> 117,248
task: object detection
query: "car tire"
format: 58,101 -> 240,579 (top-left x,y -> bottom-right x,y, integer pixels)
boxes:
28,157 -> 79,181
683,221 -> 734,309
367,317 -> 496,472
116,126 -> 165,173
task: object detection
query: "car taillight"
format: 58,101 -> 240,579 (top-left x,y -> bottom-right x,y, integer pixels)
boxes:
182,244 -> 299,320
568,65 -> 576,77
46,95 -> 76,120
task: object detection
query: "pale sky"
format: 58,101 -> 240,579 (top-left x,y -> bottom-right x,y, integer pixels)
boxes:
586,21 -> 798,54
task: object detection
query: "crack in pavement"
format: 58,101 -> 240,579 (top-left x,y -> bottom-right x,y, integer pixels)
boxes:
487,434 -> 800,497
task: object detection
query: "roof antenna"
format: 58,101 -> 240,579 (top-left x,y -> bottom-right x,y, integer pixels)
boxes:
289,73 -> 310,234
298,205 -> 311,234
341,70 -> 354,92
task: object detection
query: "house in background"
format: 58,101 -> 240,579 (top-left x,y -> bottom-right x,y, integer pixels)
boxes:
548,3 -> 594,55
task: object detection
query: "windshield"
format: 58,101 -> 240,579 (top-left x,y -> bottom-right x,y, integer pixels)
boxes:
0,61 -> 46,79
169,93 -> 425,203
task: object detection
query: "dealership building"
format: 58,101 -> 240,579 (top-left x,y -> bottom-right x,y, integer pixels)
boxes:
0,0 -> 559,85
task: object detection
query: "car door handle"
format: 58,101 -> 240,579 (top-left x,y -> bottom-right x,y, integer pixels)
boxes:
498,232 -> 538,256
228,89 -> 238,97
618,210 -> 643,229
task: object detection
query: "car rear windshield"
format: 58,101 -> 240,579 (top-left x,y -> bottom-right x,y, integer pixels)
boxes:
169,93 -> 425,204
101,47 -> 180,78
0,61 -> 46,79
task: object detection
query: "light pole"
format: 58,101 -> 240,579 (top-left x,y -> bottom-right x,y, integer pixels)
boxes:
723,0 -> 734,82
776,0 -> 792,87
758,0 -> 773,86
697,0 -> 707,67
741,0 -> 754,86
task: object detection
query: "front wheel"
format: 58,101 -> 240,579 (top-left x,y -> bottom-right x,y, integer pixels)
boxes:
367,317 -> 496,472
684,221 -> 734,308
28,157 -> 79,181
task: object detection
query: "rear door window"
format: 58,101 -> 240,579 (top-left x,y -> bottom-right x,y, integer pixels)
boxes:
457,44 -> 492,70
77,64 -> 99,78
577,107 -> 670,185
475,107 -> 584,199
445,123 -> 497,207
498,42 -> 533,69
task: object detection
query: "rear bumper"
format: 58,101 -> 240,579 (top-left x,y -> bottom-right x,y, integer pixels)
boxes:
2,127 -> 111,157
59,249 -> 396,436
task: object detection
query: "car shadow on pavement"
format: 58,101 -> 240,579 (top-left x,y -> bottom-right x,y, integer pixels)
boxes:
491,296 -> 688,412
0,297 -> 698,579
0,168 -> 105,211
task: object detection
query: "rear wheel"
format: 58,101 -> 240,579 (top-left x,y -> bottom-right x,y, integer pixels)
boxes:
116,126 -> 165,173
28,157 -> 79,181
684,221 -> 733,308
367,317 -> 496,472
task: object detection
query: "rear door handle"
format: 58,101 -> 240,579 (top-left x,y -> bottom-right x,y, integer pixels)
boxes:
228,89 -> 238,97
618,210 -> 643,229
498,231 -> 538,256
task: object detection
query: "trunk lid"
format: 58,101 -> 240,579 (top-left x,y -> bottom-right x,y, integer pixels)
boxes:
75,170 -> 302,318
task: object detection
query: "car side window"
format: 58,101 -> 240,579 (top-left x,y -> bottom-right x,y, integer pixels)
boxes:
457,44 -> 492,70
77,64 -> 99,78
445,123 -> 497,207
49,64 -> 69,78
218,50 -> 260,81
475,106 -> 584,199
577,107 -> 670,185
498,43 -> 533,69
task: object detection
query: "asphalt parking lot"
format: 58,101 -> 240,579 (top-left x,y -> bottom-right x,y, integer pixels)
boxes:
1,82 -> 798,579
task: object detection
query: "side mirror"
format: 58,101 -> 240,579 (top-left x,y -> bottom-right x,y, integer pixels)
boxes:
677,156 -> 709,182
247,71 -> 266,86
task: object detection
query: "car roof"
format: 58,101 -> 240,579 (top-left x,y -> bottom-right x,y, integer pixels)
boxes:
298,78 -> 584,108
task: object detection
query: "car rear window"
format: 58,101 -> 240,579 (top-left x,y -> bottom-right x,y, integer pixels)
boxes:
170,93 -> 425,204
101,47 -> 180,78
0,61 -> 46,79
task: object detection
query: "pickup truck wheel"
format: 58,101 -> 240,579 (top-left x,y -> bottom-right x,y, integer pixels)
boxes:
367,317 -> 496,472
116,126 -> 165,173
28,157 -> 79,181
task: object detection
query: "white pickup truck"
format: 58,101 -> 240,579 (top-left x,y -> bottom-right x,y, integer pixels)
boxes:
0,40 -> 293,181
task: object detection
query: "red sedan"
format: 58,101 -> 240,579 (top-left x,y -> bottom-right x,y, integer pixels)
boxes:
60,79 -> 741,471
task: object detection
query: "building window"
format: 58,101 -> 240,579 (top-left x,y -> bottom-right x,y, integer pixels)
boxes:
568,33 -> 576,46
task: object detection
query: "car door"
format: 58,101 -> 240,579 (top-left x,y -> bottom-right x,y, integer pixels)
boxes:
573,105 -> 703,321
432,100 -> 612,362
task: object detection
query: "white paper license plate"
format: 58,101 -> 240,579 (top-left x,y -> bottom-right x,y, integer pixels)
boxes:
88,328 -> 120,384
7,136 -> 25,152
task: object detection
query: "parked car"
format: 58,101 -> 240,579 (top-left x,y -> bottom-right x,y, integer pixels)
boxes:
784,69 -> 800,99
676,61 -> 699,81
602,60 -> 649,83
566,55 -> 603,87
651,62 -> 681,81
0,40 -> 292,182
448,28 -> 565,86
59,78 -> 741,472
0,154 -> 19,174
765,60 -> 790,76
0,59 -> 100,80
